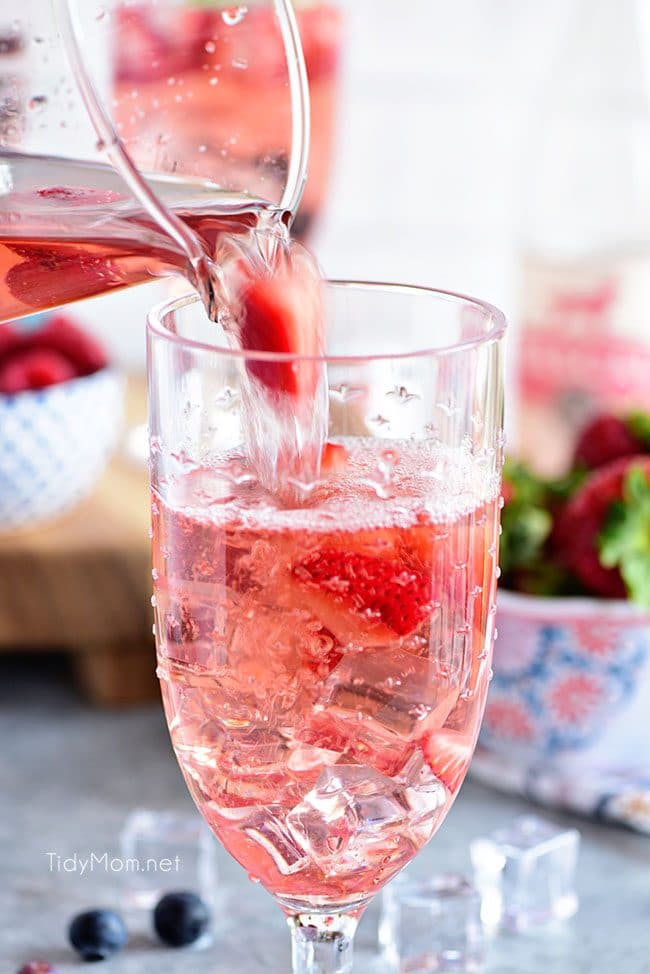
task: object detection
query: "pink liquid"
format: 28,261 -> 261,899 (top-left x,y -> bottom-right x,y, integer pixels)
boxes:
153,440 -> 499,911
0,153 -> 273,322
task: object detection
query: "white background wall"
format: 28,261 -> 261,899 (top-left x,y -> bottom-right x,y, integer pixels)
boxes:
78,0 -> 580,369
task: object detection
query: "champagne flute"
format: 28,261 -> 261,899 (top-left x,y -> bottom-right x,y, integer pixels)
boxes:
148,281 -> 505,972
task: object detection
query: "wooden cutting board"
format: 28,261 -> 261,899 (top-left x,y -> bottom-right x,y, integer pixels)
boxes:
0,377 -> 158,707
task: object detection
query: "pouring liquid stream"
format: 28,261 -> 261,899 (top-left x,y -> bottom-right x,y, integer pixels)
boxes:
0,151 -> 326,498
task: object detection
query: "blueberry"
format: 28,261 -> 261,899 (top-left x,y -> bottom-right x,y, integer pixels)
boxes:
17,964 -> 57,974
153,891 -> 210,948
68,909 -> 127,961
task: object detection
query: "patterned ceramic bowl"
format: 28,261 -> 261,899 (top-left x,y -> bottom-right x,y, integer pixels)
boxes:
473,590 -> 650,831
0,369 -> 125,530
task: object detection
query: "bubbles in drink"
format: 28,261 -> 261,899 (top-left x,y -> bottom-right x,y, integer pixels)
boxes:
222,7 -> 249,28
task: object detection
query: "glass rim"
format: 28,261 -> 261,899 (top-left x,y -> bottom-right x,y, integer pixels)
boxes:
147,280 -> 507,365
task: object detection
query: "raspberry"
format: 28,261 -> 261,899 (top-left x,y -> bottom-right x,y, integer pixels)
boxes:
0,348 -> 76,394
37,314 -> 108,376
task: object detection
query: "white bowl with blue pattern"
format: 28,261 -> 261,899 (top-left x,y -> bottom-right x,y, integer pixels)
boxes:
473,590 -> 650,832
0,368 -> 125,530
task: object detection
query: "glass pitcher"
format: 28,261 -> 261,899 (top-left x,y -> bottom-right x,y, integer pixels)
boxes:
0,0 -> 343,323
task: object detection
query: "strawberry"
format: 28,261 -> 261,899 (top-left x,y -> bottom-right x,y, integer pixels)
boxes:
553,456 -> 650,600
422,729 -> 472,795
573,413 -> 648,470
236,245 -> 324,399
293,549 -> 432,637
0,347 -> 76,394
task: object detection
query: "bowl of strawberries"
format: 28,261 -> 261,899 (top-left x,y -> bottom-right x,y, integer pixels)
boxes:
474,413 -> 650,832
0,313 -> 124,530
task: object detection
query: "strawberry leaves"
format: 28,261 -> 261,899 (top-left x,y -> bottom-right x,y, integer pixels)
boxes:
628,411 -> 650,449
500,460 -> 552,578
500,460 -> 583,596
599,467 -> 650,609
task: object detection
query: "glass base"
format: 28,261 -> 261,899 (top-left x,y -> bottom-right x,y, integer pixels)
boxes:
289,912 -> 359,974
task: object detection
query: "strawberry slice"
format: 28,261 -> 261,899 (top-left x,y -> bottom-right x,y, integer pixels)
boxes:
320,441 -> 349,476
422,729 -> 472,795
6,245 -> 123,313
293,548 -> 432,638
237,245 -> 325,399
0,347 -> 76,394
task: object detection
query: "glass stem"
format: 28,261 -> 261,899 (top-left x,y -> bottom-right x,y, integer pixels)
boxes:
288,912 -> 359,974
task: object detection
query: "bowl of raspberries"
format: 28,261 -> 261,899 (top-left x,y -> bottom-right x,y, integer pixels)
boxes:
474,413 -> 650,832
0,313 -> 124,530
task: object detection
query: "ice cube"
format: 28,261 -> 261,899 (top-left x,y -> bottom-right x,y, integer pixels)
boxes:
379,874 -> 485,973
470,815 -> 580,933
307,647 -> 458,776
398,751 -> 447,827
287,764 -> 413,873
322,647 -> 453,739
119,810 -> 218,911
286,742 -> 342,774
241,806 -> 309,876
175,724 -> 300,809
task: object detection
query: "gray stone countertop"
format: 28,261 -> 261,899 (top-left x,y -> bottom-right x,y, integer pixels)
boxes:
3,656 -> 650,974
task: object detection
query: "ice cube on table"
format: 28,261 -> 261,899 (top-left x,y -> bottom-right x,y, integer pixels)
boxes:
119,810 -> 218,911
470,815 -> 580,933
379,873 -> 485,974
287,764 -> 413,873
